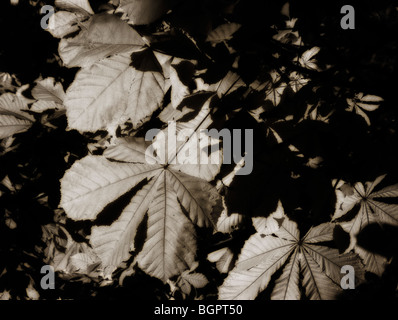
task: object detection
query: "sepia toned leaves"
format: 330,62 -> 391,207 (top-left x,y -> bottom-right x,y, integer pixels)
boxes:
31,77 -> 66,112
61,131 -> 221,280
64,51 -> 165,133
219,209 -> 364,300
333,176 -> 398,275
346,93 -> 383,125
297,46 -> 320,70
0,93 -> 34,139
59,14 -> 145,68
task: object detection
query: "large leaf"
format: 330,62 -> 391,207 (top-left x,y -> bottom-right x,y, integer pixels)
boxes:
333,176 -> 398,275
64,51 -> 165,133
0,93 -> 34,139
59,14 -> 145,68
218,209 -> 364,300
61,120 -> 221,280
137,172 -> 197,281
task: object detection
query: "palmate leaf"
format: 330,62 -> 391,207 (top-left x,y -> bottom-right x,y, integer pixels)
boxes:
346,93 -> 383,126
64,50 -> 166,133
333,175 -> 398,276
61,103 -> 221,280
0,93 -> 34,139
218,210 -> 364,300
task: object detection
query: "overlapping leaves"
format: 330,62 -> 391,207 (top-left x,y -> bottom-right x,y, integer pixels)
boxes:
219,206 -> 364,300
333,175 -> 398,276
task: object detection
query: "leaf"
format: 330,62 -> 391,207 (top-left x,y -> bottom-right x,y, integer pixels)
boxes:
252,200 -> 285,236
55,0 -> 94,15
119,0 -> 179,25
64,51 -> 165,133
333,175 -> 398,275
0,290 -> 11,300
207,247 -> 234,274
170,60 -> 194,108
219,213 -> 364,300
206,23 -> 242,44
178,278 -> 192,295
59,14 -> 145,68
31,101 -> 65,113
151,99 -> 222,181
205,72 -> 245,98
298,47 -> 320,70
0,73 -> 16,94
32,78 -> 65,104
289,72 -> 310,93
263,71 -> 286,106
137,174 -> 197,281
47,11 -> 87,38
60,155 -> 157,220
26,281 -> 40,300
70,252 -> 100,272
181,272 -> 209,288
271,249 -> 300,300
333,175 -> 398,230
61,133 -> 221,280
0,93 -> 34,139
346,93 -> 383,125
217,211 -> 243,233
355,246 -> 387,277
300,249 -> 340,300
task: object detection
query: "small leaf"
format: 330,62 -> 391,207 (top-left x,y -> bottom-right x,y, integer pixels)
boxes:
217,212 -> 243,233
360,95 -> 384,103
0,93 -> 34,139
32,78 -> 65,104
298,47 -> 320,70
26,281 -> 40,300
182,272 -> 209,288
207,247 -> 234,274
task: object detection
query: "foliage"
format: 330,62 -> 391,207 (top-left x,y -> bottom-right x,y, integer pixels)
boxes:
1,0 -> 398,300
